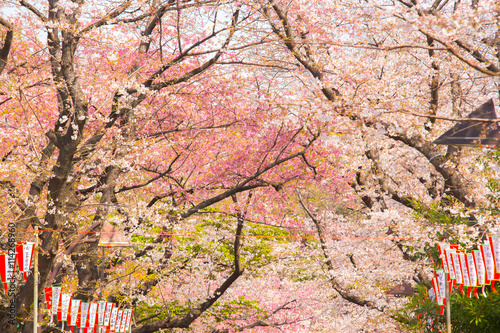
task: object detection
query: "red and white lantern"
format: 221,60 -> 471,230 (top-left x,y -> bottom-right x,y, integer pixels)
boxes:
80,302 -> 89,330
104,302 -> 114,327
88,302 -> 98,330
109,307 -> 118,332
124,309 -> 133,332
15,242 -> 34,280
0,252 -> 16,293
114,309 -> 123,332
98,301 -> 107,326
481,242 -> 495,284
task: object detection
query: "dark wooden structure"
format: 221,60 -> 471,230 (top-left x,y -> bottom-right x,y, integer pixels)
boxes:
434,99 -> 500,147
386,281 -> 415,297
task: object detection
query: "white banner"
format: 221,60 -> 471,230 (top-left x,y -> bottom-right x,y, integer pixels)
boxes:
79,302 -> 89,328
115,310 -> 123,332
70,299 -> 81,326
482,243 -> 495,281
119,310 -> 128,332
452,252 -> 463,284
124,309 -> 132,331
110,307 -> 118,331
21,242 -> 34,272
432,277 -> 443,305
436,270 -> 446,300
474,250 -> 486,285
459,253 -> 470,286
445,249 -> 456,280
51,286 -> 62,315
439,244 -> 449,273
89,302 -> 98,328
104,302 -> 114,327
60,294 -> 72,322
490,236 -> 500,273
467,252 -> 478,287
98,301 -> 107,326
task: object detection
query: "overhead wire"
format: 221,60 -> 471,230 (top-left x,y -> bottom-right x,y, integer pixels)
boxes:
0,226 -> 416,244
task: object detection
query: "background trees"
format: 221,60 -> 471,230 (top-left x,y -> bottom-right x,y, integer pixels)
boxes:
0,0 -> 499,332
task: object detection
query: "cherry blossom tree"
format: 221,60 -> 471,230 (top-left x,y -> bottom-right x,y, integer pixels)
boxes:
1,0 -> 499,332
263,1 -> 499,326
259,0 -> 499,329
0,1 -> 344,332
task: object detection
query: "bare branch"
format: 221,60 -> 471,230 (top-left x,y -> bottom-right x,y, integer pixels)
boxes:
181,133 -> 317,218
150,9 -> 241,91
298,194 -> 383,311
454,39 -> 500,74
79,0 -> 133,35
19,0 -> 48,22
116,154 -> 181,193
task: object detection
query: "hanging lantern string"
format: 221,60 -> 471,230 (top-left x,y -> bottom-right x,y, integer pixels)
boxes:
0,226 -> 416,242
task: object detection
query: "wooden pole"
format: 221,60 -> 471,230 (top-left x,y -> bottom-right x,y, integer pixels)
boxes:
446,272 -> 451,333
33,226 -> 39,333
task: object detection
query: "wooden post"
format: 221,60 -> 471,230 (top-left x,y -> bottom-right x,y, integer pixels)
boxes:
33,226 -> 39,333
446,272 -> 451,333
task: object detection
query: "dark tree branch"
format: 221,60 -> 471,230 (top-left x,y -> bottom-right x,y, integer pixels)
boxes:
46,221 -> 102,287
181,135 -> 316,218
150,9 -> 240,91
298,194 -> 384,311
116,153 -> 181,193
131,205 -> 245,333
79,0 -> 133,35
454,39 -> 500,74
19,1 -> 48,22
0,17 -> 13,75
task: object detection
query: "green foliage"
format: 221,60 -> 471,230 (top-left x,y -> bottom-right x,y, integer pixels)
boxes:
396,199 -> 500,332
240,222 -> 294,268
402,241 -> 439,263
290,267 -> 319,282
403,200 -> 478,262
131,234 -> 156,243
132,224 -> 162,244
175,214 -> 297,272
136,300 -> 190,323
409,199 -> 470,226
393,284 -> 438,332
209,295 -> 267,328
485,147 -> 500,165
397,284 -> 500,333
485,178 -> 500,214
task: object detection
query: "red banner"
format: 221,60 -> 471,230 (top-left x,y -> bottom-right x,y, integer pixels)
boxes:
15,242 -> 34,281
